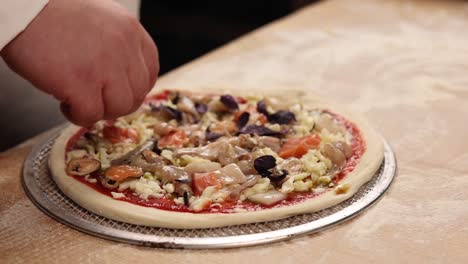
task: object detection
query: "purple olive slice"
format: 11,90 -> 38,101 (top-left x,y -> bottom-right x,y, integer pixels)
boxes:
195,102 -> 208,114
268,110 -> 296,125
183,191 -> 190,206
150,104 -> 182,121
220,95 -> 239,110
236,112 -> 250,128
205,130 -> 224,142
238,125 -> 284,137
253,155 -> 276,176
256,100 -> 269,116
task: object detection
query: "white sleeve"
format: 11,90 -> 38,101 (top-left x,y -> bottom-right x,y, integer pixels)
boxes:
0,0 -> 49,50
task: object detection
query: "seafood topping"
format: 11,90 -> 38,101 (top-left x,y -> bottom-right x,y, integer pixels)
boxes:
67,158 -> 101,176
65,90 -> 361,213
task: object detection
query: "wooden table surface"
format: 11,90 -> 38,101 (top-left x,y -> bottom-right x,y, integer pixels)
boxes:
2,0 -> 468,263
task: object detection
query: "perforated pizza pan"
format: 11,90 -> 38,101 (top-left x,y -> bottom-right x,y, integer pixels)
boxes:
22,129 -> 396,249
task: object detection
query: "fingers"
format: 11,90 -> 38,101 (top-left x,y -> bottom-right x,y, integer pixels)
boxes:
61,74 -> 136,126
124,27 -> 159,113
61,23 -> 158,127
126,50 -> 150,109
62,44 -> 153,126
139,26 -> 159,89
102,72 -> 134,120
60,88 -> 104,127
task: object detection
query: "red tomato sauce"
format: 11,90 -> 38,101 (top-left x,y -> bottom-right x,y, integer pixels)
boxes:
64,91 -> 366,214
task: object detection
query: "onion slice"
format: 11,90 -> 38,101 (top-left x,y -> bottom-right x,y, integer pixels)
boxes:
248,190 -> 287,205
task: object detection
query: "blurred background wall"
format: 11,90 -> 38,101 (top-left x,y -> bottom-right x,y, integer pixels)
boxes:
141,0 -> 317,74
0,0 -> 316,151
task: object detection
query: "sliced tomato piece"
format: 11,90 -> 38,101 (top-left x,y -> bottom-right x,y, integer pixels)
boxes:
193,172 -> 222,196
103,126 -> 139,144
158,129 -> 187,148
278,134 -> 321,158
236,96 -> 247,104
145,90 -> 170,103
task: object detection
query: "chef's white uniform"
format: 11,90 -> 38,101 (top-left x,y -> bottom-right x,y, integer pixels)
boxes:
0,0 -> 140,150
0,0 -> 49,50
0,0 -> 139,50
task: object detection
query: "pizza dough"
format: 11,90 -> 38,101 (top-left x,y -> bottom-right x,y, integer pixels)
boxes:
49,92 -> 384,229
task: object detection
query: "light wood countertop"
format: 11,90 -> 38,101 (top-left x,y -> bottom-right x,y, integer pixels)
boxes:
2,0 -> 468,262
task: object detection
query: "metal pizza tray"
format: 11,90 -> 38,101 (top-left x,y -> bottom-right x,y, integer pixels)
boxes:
22,129 -> 396,249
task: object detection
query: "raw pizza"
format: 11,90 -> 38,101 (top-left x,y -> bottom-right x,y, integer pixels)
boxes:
49,89 -> 383,228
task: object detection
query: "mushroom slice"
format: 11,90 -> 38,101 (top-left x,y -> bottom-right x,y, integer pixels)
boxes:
153,122 -> 176,137
175,183 -> 193,197
217,143 -> 239,166
258,136 -> 280,152
277,158 -> 304,175
236,160 -> 257,175
174,140 -> 225,160
177,96 -> 198,115
225,174 -> 260,201
218,164 -> 246,185
315,113 -> 342,134
173,146 -> 209,160
184,161 -> 221,175
161,165 -> 191,184
188,130 -> 206,147
333,141 -> 353,159
142,149 -> 160,163
237,134 -> 257,150
130,155 -> 166,175
322,143 -> 346,168
67,158 -> 101,176
161,165 -> 194,196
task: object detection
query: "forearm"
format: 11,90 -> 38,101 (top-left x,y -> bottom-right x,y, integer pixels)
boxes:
0,0 -> 49,52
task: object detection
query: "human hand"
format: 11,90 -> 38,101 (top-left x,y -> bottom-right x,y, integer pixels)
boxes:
0,0 -> 159,127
